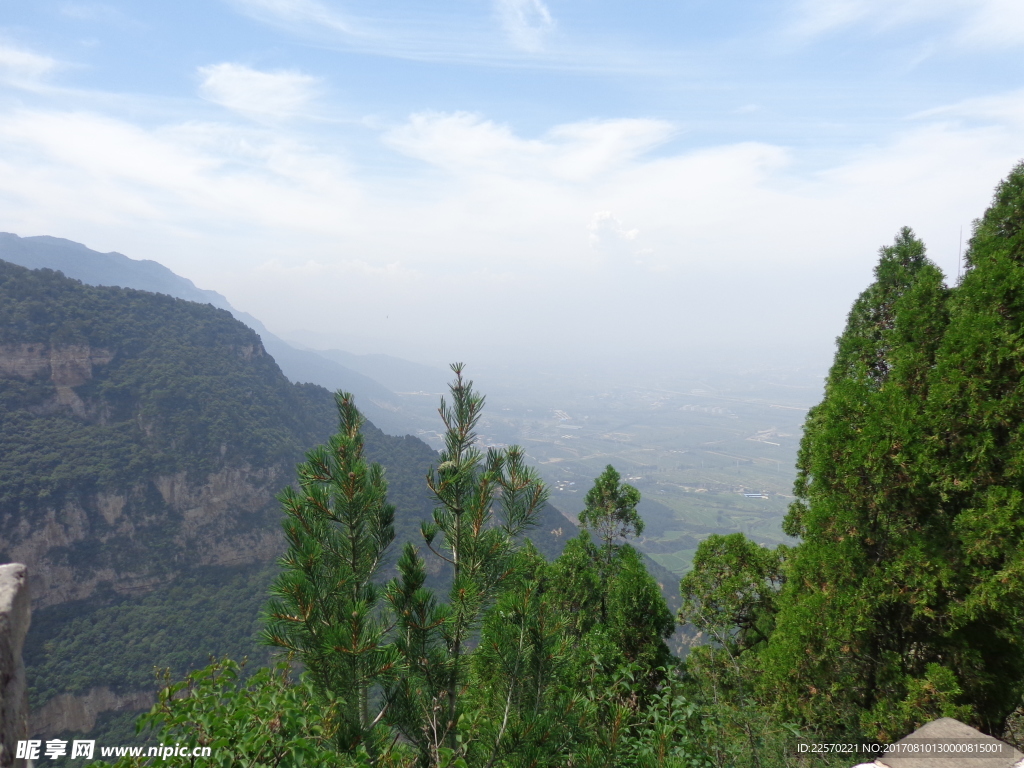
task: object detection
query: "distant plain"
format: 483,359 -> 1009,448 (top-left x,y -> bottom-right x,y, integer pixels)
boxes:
395,359 -> 826,577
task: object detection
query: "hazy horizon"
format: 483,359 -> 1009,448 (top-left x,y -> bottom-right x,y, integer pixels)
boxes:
2,1 -> 1021,372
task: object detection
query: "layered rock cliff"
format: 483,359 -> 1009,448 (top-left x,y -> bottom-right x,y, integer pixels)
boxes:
0,260 -> 441,738
0,564 -> 30,768
0,259 -> 576,741
0,262 -> 336,612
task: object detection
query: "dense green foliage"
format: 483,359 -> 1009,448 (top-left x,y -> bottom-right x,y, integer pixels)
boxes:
921,163 -> 1024,733
680,533 -> 783,655
0,259 -> 340,610
578,465 -> 644,562
761,227 -> 961,740
2,260 -> 444,726
25,564 -> 277,710
759,186 -> 1024,739
105,373 -> 719,768
3,261 -> 579,747
676,164 -> 1024,751
383,365 -> 551,764
577,465 -> 646,623
0,260 -> 335,504
91,658 -> 348,768
0,252 -> 560,567
264,391 -> 399,753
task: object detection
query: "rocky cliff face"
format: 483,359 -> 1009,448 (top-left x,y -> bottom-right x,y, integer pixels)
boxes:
0,336 -> 300,738
0,340 -> 296,610
29,687 -> 154,737
0,261 -> 355,737
3,466 -> 286,611
0,261 -> 571,742
0,343 -> 114,419
0,343 -> 114,384
0,564 -> 30,768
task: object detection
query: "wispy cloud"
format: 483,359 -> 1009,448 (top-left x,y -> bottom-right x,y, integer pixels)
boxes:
957,0 -> 1024,47
221,0 -> 675,74
226,0 -> 358,35
384,112 -> 675,181
790,0 -> 1024,47
0,43 -> 60,89
495,0 -> 556,52
198,63 -> 321,119
1,91 -> 1021,362
912,88 -> 1024,127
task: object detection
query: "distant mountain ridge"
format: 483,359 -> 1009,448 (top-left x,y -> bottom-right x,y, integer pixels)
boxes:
0,232 -> 440,436
0,256 -> 579,742
0,233 -> 228,307
312,347 -> 452,394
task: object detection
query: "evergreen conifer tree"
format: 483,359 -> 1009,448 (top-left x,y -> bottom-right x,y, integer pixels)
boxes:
761,228 -> 957,740
922,161 -> 1024,734
263,391 -> 399,754
579,465 -> 644,566
679,534 -> 786,766
680,533 -> 784,655
384,364 -> 550,765
466,542 -> 587,768
605,545 -> 675,676
578,465 -> 643,622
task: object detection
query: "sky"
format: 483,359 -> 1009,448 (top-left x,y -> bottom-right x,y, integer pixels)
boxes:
1,1 -> 1023,372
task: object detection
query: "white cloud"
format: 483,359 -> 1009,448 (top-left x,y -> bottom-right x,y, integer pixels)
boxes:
1,92 -> 1022,364
790,0 -> 1024,46
197,63 -> 321,119
223,0 -> 669,75
384,112 -> 674,181
589,211 -> 645,264
226,0 -> 356,34
495,0 -> 555,52
957,0 -> 1024,47
384,111 -> 541,174
0,43 -> 60,89
912,89 -> 1024,128
791,0 -> 933,36
547,119 -> 677,181
0,108 -> 359,238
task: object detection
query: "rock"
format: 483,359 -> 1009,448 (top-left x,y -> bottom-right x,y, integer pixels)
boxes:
30,687 -> 154,736
864,717 -> 1024,768
0,563 -> 30,768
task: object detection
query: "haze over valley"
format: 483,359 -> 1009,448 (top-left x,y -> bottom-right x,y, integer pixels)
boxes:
0,232 -> 821,583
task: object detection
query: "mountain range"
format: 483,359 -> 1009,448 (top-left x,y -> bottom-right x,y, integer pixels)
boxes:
0,232 -> 446,437
0,234 -> 684,751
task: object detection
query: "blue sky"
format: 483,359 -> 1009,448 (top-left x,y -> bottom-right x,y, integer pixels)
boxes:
1,0 -> 1023,368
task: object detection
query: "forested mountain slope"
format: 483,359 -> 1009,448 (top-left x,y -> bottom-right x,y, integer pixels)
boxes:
0,259 -> 576,742
0,233 -> 421,435
0,258 -> 381,607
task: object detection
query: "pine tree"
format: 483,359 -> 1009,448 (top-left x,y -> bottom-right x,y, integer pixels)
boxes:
263,391 -> 399,754
384,364 -> 550,765
466,542 -> 586,768
536,534 -> 676,763
678,534 -> 786,768
605,545 -> 675,677
680,533 -> 784,655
